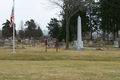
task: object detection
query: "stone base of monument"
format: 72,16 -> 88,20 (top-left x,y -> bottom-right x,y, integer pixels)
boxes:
77,47 -> 81,51
76,41 -> 85,51
113,41 -> 118,48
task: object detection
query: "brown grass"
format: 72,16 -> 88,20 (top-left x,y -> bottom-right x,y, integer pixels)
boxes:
0,43 -> 120,80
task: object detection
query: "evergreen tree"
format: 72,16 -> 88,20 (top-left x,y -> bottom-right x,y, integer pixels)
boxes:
47,18 -> 61,39
36,26 -> 43,37
2,19 -> 16,38
59,10 -> 89,42
99,0 -> 120,40
25,19 -> 43,39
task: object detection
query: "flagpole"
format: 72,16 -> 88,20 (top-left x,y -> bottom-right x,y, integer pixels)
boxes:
12,0 -> 16,53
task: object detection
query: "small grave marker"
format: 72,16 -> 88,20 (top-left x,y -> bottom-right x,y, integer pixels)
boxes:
4,39 -> 9,46
89,41 -> 92,47
25,39 -> 29,45
113,41 -> 118,48
84,40 -> 88,47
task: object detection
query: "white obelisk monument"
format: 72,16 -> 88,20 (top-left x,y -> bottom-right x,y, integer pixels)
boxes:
77,16 -> 85,50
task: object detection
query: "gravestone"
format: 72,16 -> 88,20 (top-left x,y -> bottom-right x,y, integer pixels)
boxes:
48,40 -> 56,48
117,38 -> 119,41
29,40 -> 32,44
106,40 -> 110,44
93,39 -> 97,43
100,40 -> 103,47
22,45 -> 25,49
37,41 -> 40,45
49,45 -> 55,48
113,41 -> 118,48
76,16 -> 85,50
77,16 -> 85,50
89,41 -> 93,47
0,40 -> 4,47
59,42 -> 63,47
16,46 -> 19,49
83,40 -> 88,47
4,39 -> 9,46
42,43 -> 45,47
73,41 -> 77,48
9,39 -> 12,43
48,41 -> 55,48
118,41 -> 120,49
21,40 -> 23,43
11,39 -> 13,44
32,43 -> 36,47
25,39 -> 29,45
17,39 -> 20,44
92,48 -> 96,50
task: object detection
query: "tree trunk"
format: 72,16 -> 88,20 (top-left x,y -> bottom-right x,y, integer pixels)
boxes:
117,31 -> 118,38
90,31 -> 92,39
102,30 -> 105,41
66,21 -> 69,49
113,31 -> 116,41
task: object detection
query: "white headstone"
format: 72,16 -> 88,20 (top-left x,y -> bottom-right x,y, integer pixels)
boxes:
25,39 -> 29,45
30,40 -> 32,44
89,41 -> 93,47
42,43 -> 45,47
73,41 -> 77,48
4,39 -> 9,46
113,41 -> 118,48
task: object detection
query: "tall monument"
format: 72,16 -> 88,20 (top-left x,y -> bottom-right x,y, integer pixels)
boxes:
77,16 -> 85,50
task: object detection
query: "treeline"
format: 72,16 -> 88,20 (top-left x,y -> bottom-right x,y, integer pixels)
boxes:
47,0 -> 120,42
2,19 -> 43,39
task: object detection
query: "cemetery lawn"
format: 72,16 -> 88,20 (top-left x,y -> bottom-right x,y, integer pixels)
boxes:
0,44 -> 120,80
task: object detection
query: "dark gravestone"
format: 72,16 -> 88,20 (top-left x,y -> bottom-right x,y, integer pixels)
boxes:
106,40 -> 110,44
93,39 -> 97,43
32,43 -> 36,47
100,40 -> 103,47
18,39 -> 21,43
59,42 -> 63,47
37,42 -> 40,45
0,39 -> 4,47
84,40 -> 88,47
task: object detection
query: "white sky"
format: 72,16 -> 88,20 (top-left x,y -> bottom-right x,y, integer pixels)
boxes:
0,0 -> 62,31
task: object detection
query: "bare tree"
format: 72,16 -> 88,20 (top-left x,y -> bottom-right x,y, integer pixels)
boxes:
48,0 -> 87,49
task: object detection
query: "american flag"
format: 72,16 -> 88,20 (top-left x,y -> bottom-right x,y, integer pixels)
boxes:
9,7 -> 14,28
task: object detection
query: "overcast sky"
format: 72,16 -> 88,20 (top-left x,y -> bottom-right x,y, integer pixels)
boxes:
0,0 -> 62,31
